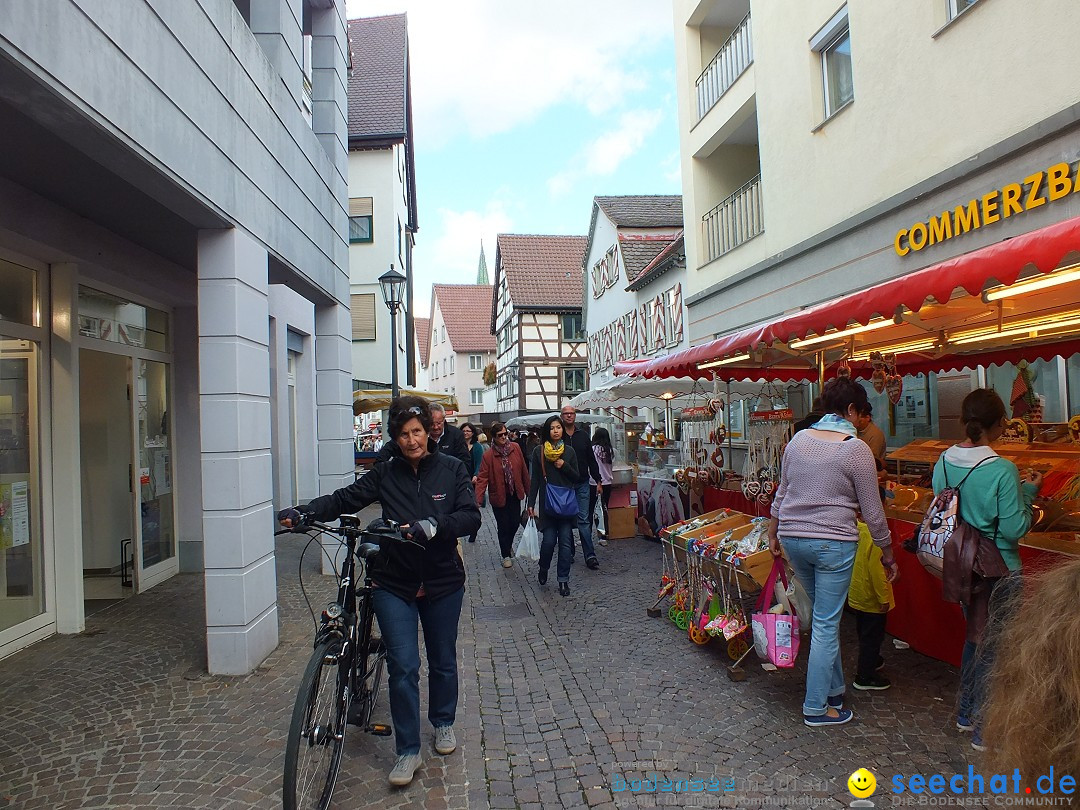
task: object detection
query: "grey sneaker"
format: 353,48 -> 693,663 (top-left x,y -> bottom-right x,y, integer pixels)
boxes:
434,725 -> 457,755
388,753 -> 422,787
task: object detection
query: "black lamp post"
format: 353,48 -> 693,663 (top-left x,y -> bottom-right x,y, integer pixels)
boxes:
378,265 -> 407,400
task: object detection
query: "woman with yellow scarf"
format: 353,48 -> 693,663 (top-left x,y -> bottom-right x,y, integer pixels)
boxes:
527,415 -> 580,596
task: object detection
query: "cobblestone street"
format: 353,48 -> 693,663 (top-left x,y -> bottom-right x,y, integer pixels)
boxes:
1,506 -> 980,809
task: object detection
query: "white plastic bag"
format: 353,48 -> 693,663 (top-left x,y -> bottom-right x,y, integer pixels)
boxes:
516,518 -> 541,562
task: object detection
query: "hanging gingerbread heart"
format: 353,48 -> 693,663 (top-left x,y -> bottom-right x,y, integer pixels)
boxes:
885,374 -> 903,405
707,398 -> 724,415
872,368 -> 887,394
837,359 -> 851,379
744,480 -> 762,497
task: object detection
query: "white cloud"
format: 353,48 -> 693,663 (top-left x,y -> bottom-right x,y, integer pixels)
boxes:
548,108 -> 664,196
344,0 -> 672,144
411,202 -> 515,316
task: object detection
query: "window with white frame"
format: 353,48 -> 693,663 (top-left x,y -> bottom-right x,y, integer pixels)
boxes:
947,0 -> 978,19
470,388 -> 483,406
563,367 -> 587,393
469,354 -> 483,370
561,313 -> 584,342
441,326 -> 446,343
449,355 -> 455,374
811,7 -> 853,119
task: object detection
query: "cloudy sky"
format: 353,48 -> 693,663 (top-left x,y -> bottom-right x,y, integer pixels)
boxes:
344,0 -> 682,316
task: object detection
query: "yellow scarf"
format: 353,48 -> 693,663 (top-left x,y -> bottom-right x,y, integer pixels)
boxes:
543,440 -> 565,462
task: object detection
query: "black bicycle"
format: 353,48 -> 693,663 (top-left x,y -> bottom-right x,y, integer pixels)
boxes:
277,515 -> 399,810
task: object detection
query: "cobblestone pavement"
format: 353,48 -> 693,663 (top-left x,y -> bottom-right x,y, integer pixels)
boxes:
0,504 -> 979,809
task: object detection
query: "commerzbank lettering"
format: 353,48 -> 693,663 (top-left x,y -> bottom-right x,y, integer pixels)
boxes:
894,160 -> 1080,256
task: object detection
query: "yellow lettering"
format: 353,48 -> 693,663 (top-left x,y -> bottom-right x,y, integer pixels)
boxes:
1074,161 -> 1080,193
894,229 -> 910,257
928,212 -> 953,245
981,191 -> 1000,225
1024,172 -> 1046,209
1001,183 -> 1023,217
1046,162 -> 1072,201
909,222 -> 929,251
953,200 -> 981,235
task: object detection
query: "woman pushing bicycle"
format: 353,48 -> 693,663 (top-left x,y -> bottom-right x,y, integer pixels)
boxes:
278,395 -> 480,787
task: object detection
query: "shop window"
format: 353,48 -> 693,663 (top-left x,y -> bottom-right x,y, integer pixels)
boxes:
0,338 -> 43,632
986,359 -> 1067,425
78,287 -> 169,352
812,8 -> 853,119
0,259 -> 37,326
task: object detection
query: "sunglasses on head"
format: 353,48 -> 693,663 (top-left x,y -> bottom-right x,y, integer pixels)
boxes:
407,406 -> 422,415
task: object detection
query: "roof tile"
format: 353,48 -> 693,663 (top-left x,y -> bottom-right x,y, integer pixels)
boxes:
347,15 -> 407,140
595,195 -> 683,228
433,285 -> 496,352
496,234 -> 587,310
415,316 -> 431,366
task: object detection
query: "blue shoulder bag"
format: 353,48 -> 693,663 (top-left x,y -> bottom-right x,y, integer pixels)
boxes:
541,454 -> 578,518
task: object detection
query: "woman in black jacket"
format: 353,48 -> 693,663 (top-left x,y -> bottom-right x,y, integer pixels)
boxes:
279,396 -> 480,787
527,415 -> 579,596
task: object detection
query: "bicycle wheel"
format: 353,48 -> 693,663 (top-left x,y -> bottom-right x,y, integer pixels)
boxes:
283,638 -> 349,810
360,637 -> 387,727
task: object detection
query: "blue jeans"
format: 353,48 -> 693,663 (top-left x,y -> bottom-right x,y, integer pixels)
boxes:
780,536 -> 857,717
540,518 -> 574,583
372,586 -> 464,756
575,482 -> 597,561
959,572 -> 1020,726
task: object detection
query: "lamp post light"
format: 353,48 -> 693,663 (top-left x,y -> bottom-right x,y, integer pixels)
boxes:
378,265 -> 407,400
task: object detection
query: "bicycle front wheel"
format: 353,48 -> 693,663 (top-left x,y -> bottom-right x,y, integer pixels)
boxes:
283,638 -> 349,810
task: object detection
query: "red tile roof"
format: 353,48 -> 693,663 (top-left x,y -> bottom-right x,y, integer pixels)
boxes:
626,231 -> 685,290
415,316 -> 431,367
495,234 -> 588,310
432,285 -> 496,352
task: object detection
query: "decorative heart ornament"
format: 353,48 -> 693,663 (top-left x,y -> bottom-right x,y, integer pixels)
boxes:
885,374 -> 903,405
872,368 -> 887,394
744,480 -> 762,498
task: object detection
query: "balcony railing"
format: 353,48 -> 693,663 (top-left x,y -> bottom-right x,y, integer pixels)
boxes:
695,12 -> 753,122
701,175 -> 763,263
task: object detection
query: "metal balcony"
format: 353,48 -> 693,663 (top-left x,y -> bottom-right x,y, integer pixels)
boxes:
701,174 -> 763,263
695,12 -> 753,122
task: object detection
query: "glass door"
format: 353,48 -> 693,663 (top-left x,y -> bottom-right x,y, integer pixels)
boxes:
134,359 -> 176,590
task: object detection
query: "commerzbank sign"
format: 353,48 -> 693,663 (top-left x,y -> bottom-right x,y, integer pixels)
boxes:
894,159 -> 1080,256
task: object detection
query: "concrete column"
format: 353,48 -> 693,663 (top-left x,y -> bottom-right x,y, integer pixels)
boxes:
173,305 -> 204,573
250,0 -> 305,107
315,301 -> 354,574
197,229 -> 278,675
49,263 -> 84,634
310,1 -> 349,183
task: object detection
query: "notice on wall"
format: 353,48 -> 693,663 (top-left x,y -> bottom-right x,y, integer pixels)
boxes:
152,450 -> 171,496
0,481 -> 30,549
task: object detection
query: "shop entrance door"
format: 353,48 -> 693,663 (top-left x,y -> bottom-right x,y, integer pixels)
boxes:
79,351 -> 177,612
79,350 -> 135,613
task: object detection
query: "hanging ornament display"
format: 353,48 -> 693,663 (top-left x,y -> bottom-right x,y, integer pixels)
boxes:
836,358 -> 851,379
741,383 -> 793,505
883,352 -> 903,405
870,351 -> 887,394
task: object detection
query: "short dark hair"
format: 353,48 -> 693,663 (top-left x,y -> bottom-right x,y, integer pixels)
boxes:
489,421 -> 507,438
821,377 -> 869,417
542,415 -> 567,443
388,395 -> 432,439
856,400 -> 874,417
961,388 -> 1006,443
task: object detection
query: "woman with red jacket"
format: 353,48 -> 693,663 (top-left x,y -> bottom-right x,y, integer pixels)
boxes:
475,421 -> 530,568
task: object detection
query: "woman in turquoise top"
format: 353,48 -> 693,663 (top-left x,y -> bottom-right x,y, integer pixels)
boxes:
931,388 -> 1042,751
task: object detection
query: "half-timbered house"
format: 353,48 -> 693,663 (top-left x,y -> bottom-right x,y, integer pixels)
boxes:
491,234 -> 589,416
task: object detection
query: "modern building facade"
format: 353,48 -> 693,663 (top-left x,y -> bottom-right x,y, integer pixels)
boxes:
0,0 -> 353,673
674,0 -> 1080,341
346,14 -> 417,390
491,234 -> 588,416
428,285 -> 497,420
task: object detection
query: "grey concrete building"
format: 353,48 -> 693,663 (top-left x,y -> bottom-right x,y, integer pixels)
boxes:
0,0 -> 353,674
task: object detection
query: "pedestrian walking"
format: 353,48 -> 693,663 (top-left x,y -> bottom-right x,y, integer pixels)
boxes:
461,422 -> 485,543
766,377 -> 897,728
278,395 -> 480,786
429,403 -> 471,467
474,421 -> 530,568
590,427 -> 614,545
560,405 -> 602,570
527,415 -> 579,596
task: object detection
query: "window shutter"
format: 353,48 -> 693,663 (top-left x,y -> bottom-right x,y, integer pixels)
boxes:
350,293 -> 376,340
348,197 -> 373,217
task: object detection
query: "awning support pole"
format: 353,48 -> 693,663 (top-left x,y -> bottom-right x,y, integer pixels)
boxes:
817,350 -> 826,388
726,380 -> 733,472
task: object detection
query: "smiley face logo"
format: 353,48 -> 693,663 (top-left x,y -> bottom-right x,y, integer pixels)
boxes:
848,768 -> 877,798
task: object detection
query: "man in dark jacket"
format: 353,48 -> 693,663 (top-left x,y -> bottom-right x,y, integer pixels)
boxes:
560,405 -> 602,570
430,403 -> 470,467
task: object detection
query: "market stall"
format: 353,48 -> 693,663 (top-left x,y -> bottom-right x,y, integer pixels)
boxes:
616,215 -> 1080,666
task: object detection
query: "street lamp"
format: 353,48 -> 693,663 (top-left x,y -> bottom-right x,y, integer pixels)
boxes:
379,265 -> 406,400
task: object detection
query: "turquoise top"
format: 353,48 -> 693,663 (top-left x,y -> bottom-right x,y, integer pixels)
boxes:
931,445 -> 1039,572
469,441 -> 485,477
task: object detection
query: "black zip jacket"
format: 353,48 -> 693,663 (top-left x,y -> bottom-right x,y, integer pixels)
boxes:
527,444 -> 579,528
566,425 -> 601,486
305,440 -> 480,602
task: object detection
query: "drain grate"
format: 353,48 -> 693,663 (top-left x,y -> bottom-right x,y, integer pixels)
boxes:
473,603 -> 532,621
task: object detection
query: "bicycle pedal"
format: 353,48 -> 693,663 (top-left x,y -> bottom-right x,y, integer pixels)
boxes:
369,723 -> 393,737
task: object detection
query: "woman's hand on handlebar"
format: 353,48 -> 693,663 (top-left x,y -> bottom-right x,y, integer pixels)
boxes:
278,504 -> 314,529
